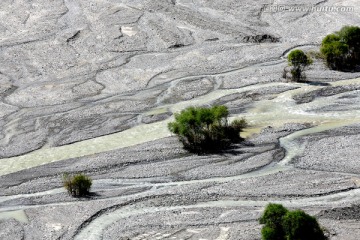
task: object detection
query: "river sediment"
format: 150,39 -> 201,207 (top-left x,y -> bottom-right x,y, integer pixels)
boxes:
1,0 -> 360,239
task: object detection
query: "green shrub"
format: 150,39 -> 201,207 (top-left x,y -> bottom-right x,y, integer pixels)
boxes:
283,210 -> 326,240
322,33 -> 341,45
261,226 -> 281,240
259,203 -> 327,240
320,40 -> 349,70
168,106 -> 247,153
321,25 -> 360,70
287,50 -> 312,82
288,50 -> 312,67
338,26 -> 360,49
259,203 -> 288,240
63,173 -> 92,197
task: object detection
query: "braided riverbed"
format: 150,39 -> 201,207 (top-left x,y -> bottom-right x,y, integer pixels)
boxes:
1,0 -> 360,239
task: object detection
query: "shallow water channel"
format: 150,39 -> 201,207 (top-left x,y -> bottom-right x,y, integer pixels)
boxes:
1,78 -> 360,176
1,77 -> 360,236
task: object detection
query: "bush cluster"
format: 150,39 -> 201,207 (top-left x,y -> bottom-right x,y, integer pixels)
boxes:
321,25 -> 360,71
63,173 -> 92,197
286,49 -> 312,82
260,203 -> 327,240
168,106 -> 247,153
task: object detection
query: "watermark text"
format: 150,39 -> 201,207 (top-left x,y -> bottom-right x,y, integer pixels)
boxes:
263,4 -> 354,13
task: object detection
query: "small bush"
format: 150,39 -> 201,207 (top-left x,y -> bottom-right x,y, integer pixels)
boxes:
288,50 -> 312,67
63,173 -> 92,197
259,203 -> 327,240
261,226 -> 280,240
259,203 -> 288,240
286,50 -> 312,82
283,210 -> 326,240
168,106 -> 247,153
321,25 -> 360,71
338,26 -> 360,50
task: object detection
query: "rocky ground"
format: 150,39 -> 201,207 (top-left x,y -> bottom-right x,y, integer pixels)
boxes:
1,0 -> 360,239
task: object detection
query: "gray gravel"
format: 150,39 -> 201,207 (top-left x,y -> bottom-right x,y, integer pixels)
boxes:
1,0 -> 360,239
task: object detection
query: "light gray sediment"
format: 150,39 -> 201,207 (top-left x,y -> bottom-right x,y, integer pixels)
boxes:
1,0 -> 360,239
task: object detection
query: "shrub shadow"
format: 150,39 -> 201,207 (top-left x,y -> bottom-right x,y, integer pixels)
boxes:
301,80 -> 331,86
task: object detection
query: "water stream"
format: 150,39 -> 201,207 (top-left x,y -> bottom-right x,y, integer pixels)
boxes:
0,210 -> 28,223
1,78 -> 360,176
71,77 -> 360,238
1,76 -> 360,230
74,187 -> 360,240
0,82 -> 290,176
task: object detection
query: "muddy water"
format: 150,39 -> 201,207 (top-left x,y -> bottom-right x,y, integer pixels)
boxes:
0,120 -> 172,176
0,210 -> 28,223
1,78 -> 360,176
278,120 -> 358,166
2,78 -> 360,226
0,82 -> 288,176
243,78 -> 360,166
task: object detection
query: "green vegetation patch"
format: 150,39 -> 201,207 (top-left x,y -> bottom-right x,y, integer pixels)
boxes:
287,49 -> 312,82
168,106 -> 247,153
63,173 -> 92,197
321,25 -> 360,71
260,203 -> 327,240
